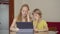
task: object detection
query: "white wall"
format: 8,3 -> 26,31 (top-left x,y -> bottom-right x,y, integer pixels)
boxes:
14,0 -> 60,22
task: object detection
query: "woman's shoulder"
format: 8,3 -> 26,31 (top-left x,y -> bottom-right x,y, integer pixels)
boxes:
13,17 -> 17,21
14,16 -> 21,22
13,17 -> 19,23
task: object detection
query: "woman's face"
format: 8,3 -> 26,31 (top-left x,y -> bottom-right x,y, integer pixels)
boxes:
22,7 -> 28,17
33,11 -> 40,20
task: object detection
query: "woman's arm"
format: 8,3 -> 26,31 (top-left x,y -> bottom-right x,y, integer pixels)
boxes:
10,17 -> 19,32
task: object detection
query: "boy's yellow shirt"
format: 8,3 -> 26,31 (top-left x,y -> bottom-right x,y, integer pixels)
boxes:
33,19 -> 47,30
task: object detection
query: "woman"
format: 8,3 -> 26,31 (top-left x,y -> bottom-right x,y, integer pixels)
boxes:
32,8 -> 48,34
10,4 -> 31,34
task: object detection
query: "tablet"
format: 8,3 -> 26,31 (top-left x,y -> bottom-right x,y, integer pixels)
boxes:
16,22 -> 33,29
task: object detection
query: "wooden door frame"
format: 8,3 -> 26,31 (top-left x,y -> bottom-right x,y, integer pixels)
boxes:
9,0 -> 14,34
9,0 -> 14,27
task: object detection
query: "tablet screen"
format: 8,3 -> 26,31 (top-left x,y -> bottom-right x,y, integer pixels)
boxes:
16,22 -> 33,29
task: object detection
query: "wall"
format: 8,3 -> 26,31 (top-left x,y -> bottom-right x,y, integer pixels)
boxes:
0,4 -> 9,30
14,0 -> 60,22
0,4 -> 9,34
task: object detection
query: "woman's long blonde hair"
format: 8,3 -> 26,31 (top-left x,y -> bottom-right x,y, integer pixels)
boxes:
17,4 -> 30,22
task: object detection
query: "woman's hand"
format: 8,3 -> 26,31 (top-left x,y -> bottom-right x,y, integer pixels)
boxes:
10,27 -> 19,32
16,28 -> 20,32
27,11 -> 30,22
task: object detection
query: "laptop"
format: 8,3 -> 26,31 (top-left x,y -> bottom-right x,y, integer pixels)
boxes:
16,22 -> 33,29
16,22 -> 33,34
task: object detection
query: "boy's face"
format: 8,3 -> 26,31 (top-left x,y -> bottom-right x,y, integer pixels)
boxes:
33,11 -> 40,20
